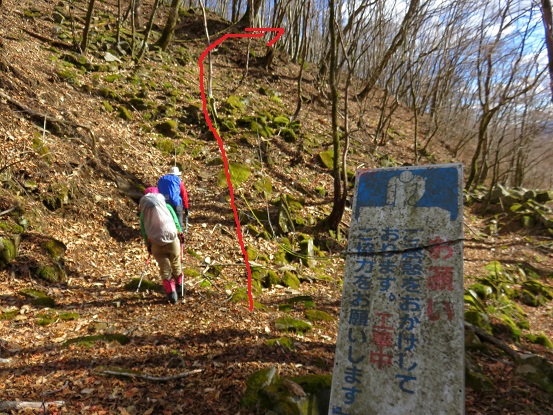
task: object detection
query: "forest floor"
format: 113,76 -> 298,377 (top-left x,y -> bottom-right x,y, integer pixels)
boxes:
1,1 -> 553,414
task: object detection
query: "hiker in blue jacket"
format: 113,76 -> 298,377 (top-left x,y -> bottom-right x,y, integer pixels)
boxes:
157,166 -> 189,229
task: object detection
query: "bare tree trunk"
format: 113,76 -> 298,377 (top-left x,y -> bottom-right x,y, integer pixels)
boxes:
292,0 -> 311,120
80,0 -> 97,53
324,0 -> 345,233
116,0 -> 122,44
541,0 -> 553,100
231,0 -> 239,22
356,0 -> 420,101
236,0 -> 263,28
156,0 -> 181,51
136,0 -> 162,62
199,0 -> 212,99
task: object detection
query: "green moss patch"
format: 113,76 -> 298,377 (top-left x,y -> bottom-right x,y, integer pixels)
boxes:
19,288 -> 55,308
274,317 -> 312,333
63,333 -> 130,348
0,310 -> 19,321
36,264 -> 65,284
0,237 -> 17,268
124,278 -> 162,292
118,106 -> 133,120
265,337 -> 294,351
36,312 -> 57,326
305,309 -> 334,322
524,332 -> 553,349
281,271 -> 300,289
241,366 -> 278,409
155,120 -> 179,137
284,295 -> 315,309
43,239 -> 66,261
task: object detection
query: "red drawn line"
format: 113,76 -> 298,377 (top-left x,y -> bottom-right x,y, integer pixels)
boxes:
198,28 -> 284,311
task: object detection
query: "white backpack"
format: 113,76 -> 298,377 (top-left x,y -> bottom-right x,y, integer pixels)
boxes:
139,193 -> 178,244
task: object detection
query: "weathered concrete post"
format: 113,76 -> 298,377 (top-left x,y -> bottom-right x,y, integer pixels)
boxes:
328,164 -> 464,415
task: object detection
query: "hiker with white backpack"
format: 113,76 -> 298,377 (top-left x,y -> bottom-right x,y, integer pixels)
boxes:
139,187 -> 185,304
157,166 -> 189,230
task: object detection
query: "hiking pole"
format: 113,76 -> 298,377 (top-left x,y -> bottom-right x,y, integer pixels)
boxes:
180,240 -> 185,300
181,213 -> 189,299
136,254 -> 151,293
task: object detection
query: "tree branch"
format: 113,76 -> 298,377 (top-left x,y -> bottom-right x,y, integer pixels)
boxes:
0,401 -> 65,411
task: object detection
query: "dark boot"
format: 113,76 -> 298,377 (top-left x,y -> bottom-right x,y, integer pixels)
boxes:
162,279 -> 178,304
173,273 -> 184,298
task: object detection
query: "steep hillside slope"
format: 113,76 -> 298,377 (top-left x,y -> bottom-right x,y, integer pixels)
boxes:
1,1 -> 553,415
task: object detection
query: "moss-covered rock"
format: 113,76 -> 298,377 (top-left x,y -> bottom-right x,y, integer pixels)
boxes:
59,312 -> 80,321
266,270 -> 281,286
43,239 -> 66,261
265,336 -> 295,351
299,238 -> 317,268
155,138 -> 177,155
155,119 -> 179,137
274,317 -> 312,334
42,183 -> 73,211
128,97 -> 151,110
469,282 -> 495,300
0,237 -> 17,268
524,332 -> 553,349
117,105 -> 133,120
183,267 -> 200,278
124,278 -> 162,292
465,357 -> 495,392
224,95 -> 245,114
464,309 -> 492,332
521,280 -> 553,303
285,295 -> 315,308
281,271 -> 301,289
257,372 -> 331,415
36,264 -> 66,283
241,366 -> 278,409
36,311 -> 58,326
281,128 -> 297,143
63,333 -> 130,348
101,100 -> 114,112
230,288 -> 266,309
515,354 -> 553,394
305,310 -> 334,322
19,288 -> 56,308
492,314 -> 520,342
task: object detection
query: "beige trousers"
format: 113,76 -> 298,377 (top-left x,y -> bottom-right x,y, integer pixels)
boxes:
151,239 -> 182,280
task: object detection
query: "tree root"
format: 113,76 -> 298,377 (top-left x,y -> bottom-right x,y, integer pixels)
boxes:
102,368 -> 203,382
465,321 -> 521,361
22,28 -> 75,50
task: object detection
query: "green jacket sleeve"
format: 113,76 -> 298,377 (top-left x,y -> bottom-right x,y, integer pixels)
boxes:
139,212 -> 148,244
166,204 -> 183,233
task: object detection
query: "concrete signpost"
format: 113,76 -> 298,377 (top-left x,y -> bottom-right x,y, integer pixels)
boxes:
328,164 -> 464,415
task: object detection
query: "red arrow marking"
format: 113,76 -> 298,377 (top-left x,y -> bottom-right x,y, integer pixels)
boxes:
198,28 -> 284,311
244,27 -> 284,46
